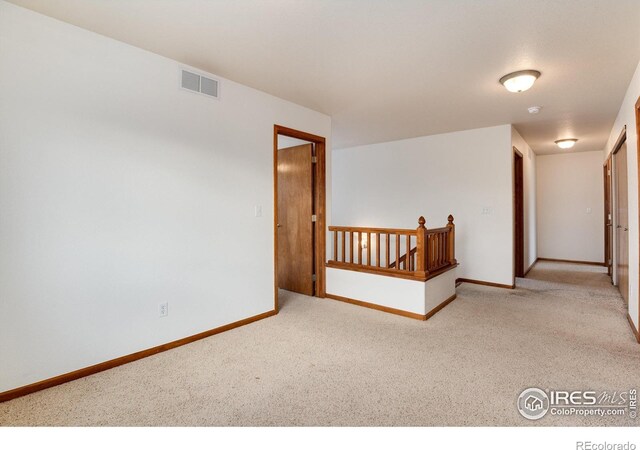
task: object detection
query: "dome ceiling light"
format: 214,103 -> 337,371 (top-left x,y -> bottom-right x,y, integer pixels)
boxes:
555,139 -> 578,149
499,70 -> 541,93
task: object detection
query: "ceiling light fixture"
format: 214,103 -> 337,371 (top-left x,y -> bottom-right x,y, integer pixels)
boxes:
499,70 -> 541,93
555,139 -> 578,149
528,106 -> 542,114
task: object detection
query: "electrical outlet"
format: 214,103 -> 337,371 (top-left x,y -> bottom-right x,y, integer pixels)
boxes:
481,206 -> 492,215
159,302 -> 168,317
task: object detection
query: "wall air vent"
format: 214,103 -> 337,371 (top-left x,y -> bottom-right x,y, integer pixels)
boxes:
181,69 -> 220,99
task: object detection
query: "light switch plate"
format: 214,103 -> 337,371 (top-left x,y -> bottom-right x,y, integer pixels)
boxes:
255,205 -> 262,217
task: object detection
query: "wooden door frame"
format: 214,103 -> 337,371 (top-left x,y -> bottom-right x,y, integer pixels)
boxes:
635,95 -> 640,340
273,125 -> 326,312
513,147 -> 524,282
610,124 -> 635,340
604,156 -> 613,277
611,126 -> 627,284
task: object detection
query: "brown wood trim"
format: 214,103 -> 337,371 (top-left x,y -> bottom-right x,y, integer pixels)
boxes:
326,260 -> 458,282
604,156 -> 613,277
456,278 -> 515,289
325,293 -> 457,321
626,313 -> 640,344
274,125 -> 327,309
635,96 -> 640,337
424,294 -> 458,321
274,125 -> 326,144
0,309 -> 277,403
513,146 -> 524,158
537,257 -> 606,266
316,140 -> 327,298
325,293 -> 426,320
612,125 -> 627,155
523,258 -> 538,277
273,128 -> 279,309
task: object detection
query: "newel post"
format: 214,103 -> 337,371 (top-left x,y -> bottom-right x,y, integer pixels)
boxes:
416,216 -> 428,277
447,214 -> 457,265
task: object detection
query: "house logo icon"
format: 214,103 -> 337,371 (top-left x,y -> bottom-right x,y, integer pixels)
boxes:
525,395 -> 543,411
517,388 -> 550,420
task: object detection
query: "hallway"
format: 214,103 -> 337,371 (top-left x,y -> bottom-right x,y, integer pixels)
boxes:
1,261 -> 638,426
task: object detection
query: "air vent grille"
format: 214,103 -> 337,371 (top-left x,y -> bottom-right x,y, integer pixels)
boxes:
181,69 -> 220,99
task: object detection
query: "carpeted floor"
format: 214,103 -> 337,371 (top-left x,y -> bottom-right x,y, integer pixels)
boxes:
1,261 -> 638,426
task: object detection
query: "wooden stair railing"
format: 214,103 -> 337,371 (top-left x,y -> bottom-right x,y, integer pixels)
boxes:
388,247 -> 417,270
327,215 -> 457,281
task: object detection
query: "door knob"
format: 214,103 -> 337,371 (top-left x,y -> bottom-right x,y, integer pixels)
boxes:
277,223 -> 282,228
624,227 -> 629,231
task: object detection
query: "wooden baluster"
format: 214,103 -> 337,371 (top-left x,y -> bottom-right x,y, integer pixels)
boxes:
350,231 -> 354,263
435,233 -> 439,268
447,214 -> 457,265
443,233 -> 448,267
376,233 -> 381,267
395,233 -> 400,270
333,230 -> 338,262
443,232 -> 447,266
439,233 -> 442,267
367,232 -> 371,266
425,233 -> 429,271
410,248 -> 414,271
405,233 -> 411,271
433,233 -> 437,268
341,231 -> 346,262
385,233 -> 390,268
439,233 -> 443,267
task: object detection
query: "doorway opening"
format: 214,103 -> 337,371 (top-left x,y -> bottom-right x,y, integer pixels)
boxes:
513,147 -> 524,280
273,125 -> 326,312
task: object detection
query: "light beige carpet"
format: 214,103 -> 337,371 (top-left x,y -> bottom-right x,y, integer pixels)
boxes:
1,261 -> 638,426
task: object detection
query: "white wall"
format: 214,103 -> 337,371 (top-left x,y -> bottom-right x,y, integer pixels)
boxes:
604,59 -> 640,331
332,125 -> 514,286
512,127 -> 537,272
277,136 -> 311,149
0,2 -> 331,393
536,151 -> 604,263
326,267 -> 456,316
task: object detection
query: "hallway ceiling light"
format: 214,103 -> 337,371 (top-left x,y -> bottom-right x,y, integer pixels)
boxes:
528,106 -> 542,114
499,70 -> 541,93
555,139 -> 578,149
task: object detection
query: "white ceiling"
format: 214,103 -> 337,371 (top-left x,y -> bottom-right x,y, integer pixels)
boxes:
7,0 -> 640,154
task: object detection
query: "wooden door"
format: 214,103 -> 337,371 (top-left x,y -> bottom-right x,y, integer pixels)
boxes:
604,158 -> 613,276
514,150 -> 524,278
615,142 -> 629,305
277,144 -> 314,295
